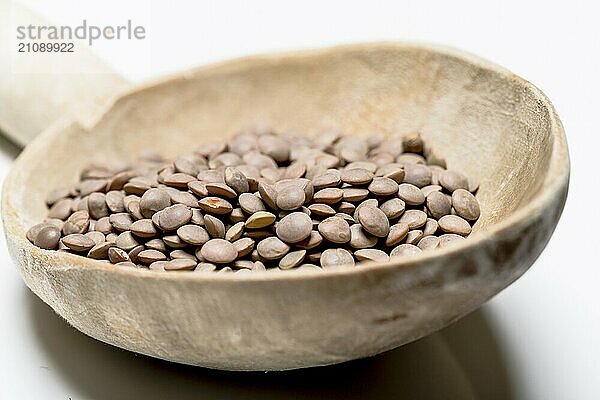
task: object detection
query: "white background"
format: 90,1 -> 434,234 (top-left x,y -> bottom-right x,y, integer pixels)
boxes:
1,1 -> 598,399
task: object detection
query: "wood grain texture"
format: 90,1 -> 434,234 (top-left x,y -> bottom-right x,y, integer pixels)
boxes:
1,43 -> 569,370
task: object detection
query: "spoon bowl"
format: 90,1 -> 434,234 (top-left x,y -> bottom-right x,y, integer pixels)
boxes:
1,43 -> 569,370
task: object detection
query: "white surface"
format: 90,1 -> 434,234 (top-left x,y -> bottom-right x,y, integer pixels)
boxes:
1,1 -> 598,399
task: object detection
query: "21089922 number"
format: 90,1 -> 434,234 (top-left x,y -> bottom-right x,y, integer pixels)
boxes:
18,42 -> 74,52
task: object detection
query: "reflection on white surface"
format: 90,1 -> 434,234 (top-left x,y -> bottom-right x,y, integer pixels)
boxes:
21,291 -> 514,400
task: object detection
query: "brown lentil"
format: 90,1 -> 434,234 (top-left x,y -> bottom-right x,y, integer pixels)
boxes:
28,131 -> 480,272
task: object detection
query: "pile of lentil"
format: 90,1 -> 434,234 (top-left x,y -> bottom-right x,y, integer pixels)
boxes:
26,130 -> 480,273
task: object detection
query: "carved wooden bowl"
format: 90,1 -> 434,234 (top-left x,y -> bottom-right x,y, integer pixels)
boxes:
2,43 -> 569,370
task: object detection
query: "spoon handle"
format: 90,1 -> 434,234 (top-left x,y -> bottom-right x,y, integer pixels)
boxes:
0,3 -> 129,147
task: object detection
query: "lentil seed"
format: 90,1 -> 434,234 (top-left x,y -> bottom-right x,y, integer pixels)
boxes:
33,225 -> 61,250
318,216 -> 351,244
357,205 -> 390,237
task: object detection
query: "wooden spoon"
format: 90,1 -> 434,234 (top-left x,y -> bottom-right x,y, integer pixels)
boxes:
1,43 -> 569,371
0,3 -> 129,146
